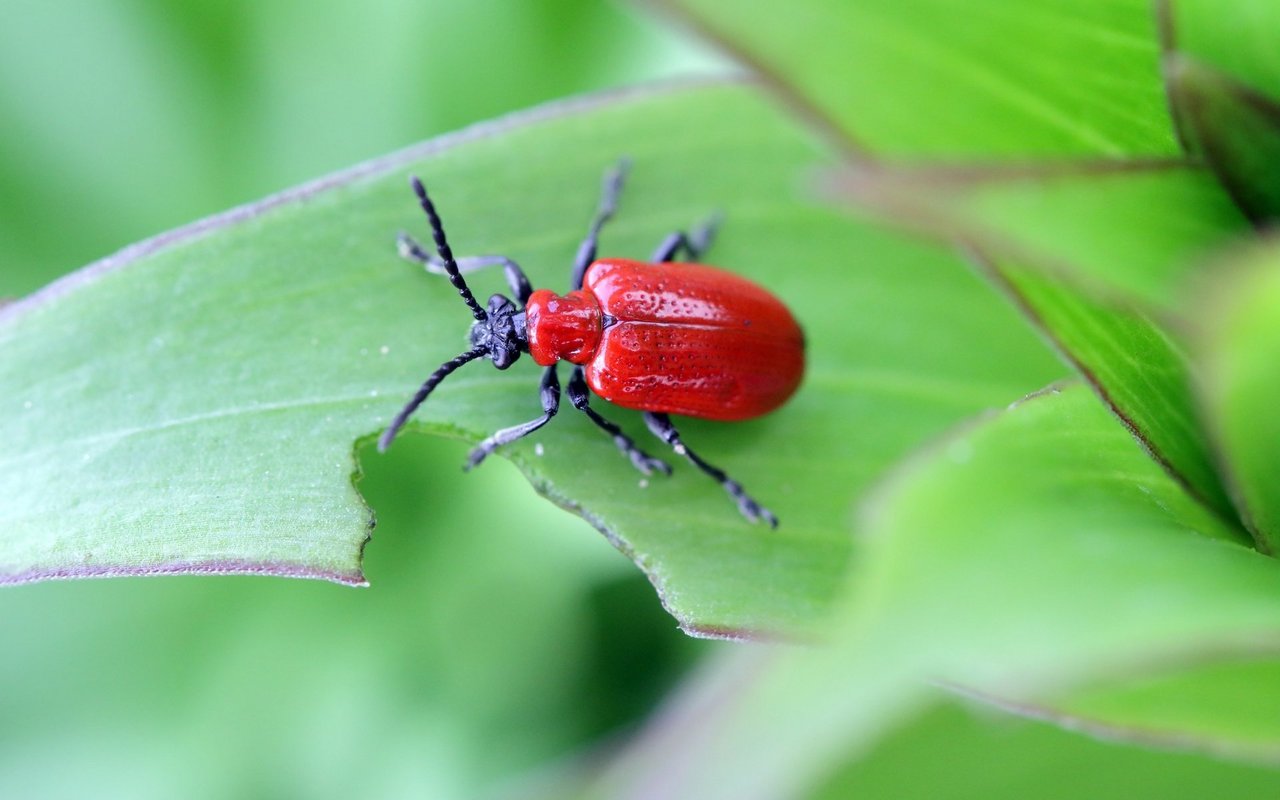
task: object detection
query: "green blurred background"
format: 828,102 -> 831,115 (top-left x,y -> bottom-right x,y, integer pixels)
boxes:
17,2 -> 1280,798
0,1 -> 729,796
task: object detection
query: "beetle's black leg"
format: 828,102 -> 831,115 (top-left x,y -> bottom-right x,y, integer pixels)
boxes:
571,159 -> 631,291
565,367 -> 671,476
398,233 -> 533,304
649,212 -> 722,263
465,365 -> 560,469
642,411 -> 778,528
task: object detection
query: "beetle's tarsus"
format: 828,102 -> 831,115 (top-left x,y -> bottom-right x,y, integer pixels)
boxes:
728,481 -> 778,528
623,441 -> 672,476
463,444 -> 492,471
643,412 -> 781,528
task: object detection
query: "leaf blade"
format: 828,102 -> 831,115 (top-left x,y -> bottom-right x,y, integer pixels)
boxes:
0,81 -> 1062,636
583,384 -> 1279,798
658,0 -> 1178,158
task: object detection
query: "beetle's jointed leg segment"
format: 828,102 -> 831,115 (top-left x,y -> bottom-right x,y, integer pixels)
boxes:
466,365 -> 560,469
642,412 -> 778,528
566,368 -> 671,476
398,233 -> 533,305
571,159 -> 631,290
650,213 -> 721,263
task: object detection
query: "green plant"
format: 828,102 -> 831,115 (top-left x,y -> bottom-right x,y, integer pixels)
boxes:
6,0 -> 1280,797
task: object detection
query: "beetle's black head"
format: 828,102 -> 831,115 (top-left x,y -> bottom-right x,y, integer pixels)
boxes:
469,293 -> 528,370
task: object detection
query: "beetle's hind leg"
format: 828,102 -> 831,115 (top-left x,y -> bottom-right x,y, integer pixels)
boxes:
465,365 -> 560,469
650,212 -> 722,263
567,368 -> 671,476
642,412 -> 778,528
397,233 -> 533,304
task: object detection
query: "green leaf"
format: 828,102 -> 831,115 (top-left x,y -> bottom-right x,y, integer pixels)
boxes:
990,264 -> 1236,521
833,162 -> 1247,521
1164,55 -> 1280,223
810,693 -> 1280,799
1160,0 -> 1280,103
561,681 -> 1280,798
1198,243 -> 1280,553
583,385 -> 1277,798
1159,0 -> 1280,221
991,657 -> 1280,764
0,81 -> 1061,636
838,162 -> 1248,309
850,380 -> 1265,741
835,164 -> 1243,523
658,0 -> 1178,157
661,0 -> 1247,532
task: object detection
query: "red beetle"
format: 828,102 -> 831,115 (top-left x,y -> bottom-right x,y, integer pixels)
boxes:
379,162 -> 804,526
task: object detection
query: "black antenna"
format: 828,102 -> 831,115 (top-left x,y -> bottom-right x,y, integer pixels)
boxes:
379,347 -> 487,452
410,176 -> 487,321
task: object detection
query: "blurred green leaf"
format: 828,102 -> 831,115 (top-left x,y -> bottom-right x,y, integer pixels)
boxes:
839,162 -> 1247,308
844,163 -> 1244,524
1198,243 -> 1280,553
0,435 -> 690,799
1159,0 -> 1280,222
836,162 -> 1247,520
810,693 -> 1280,799
0,81 -> 1060,636
999,657 -> 1280,764
1160,0 -> 1280,103
1164,55 -> 1280,223
0,0 -> 727,298
658,0 -> 1177,158
663,0 -> 1245,530
857,382 -> 1258,670
992,264 -> 1235,520
584,385 -> 1280,798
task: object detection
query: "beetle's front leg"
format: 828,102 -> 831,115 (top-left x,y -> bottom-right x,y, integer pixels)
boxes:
397,232 -> 533,304
566,367 -> 671,476
465,365 -> 560,469
643,412 -> 778,528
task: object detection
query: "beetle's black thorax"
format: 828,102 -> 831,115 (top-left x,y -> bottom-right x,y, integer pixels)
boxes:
469,293 -> 528,369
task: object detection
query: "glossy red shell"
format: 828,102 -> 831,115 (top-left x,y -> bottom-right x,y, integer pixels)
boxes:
525,259 -> 804,421
526,289 -> 601,366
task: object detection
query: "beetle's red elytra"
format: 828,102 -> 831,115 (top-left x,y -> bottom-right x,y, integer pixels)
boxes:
526,260 -> 803,420
378,161 -> 805,527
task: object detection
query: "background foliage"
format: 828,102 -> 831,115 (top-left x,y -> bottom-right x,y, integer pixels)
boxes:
7,0 -> 1280,798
